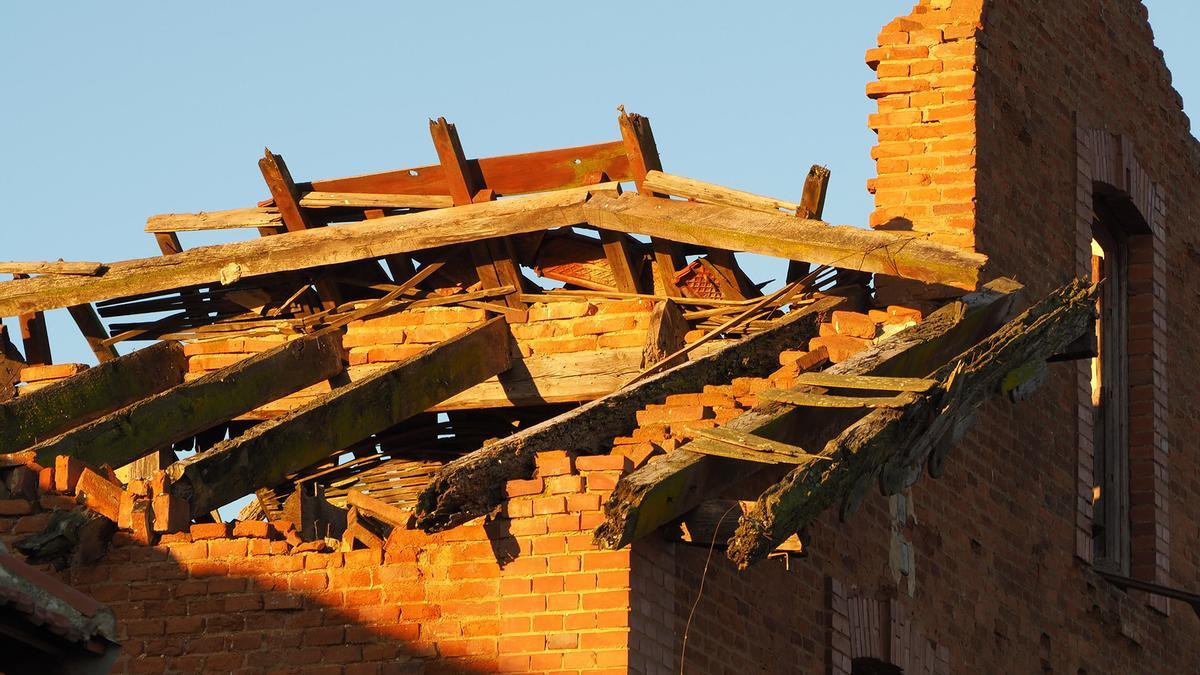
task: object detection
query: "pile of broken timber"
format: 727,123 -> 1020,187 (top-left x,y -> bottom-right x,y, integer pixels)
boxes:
0,108 -> 988,561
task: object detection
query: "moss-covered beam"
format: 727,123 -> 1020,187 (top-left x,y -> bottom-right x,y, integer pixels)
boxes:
727,281 -> 1095,568
29,333 -> 343,467
593,278 -> 1024,551
412,296 -> 847,534
169,317 -> 513,517
1,341 -> 186,454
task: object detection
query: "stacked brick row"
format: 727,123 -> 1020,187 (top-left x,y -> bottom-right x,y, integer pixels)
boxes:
865,0 -> 982,250
12,362 -> 88,395
809,307 -> 924,363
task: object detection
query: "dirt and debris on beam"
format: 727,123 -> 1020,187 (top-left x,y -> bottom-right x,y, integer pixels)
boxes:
726,280 -> 1095,568
592,277 -> 1024,551
411,295 -> 846,533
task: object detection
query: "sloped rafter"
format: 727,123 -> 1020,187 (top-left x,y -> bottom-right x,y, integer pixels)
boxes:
412,295 -> 847,533
726,280 -> 1096,568
168,317 -> 513,517
0,341 -> 187,454
593,278 -> 1023,551
29,333 -> 344,468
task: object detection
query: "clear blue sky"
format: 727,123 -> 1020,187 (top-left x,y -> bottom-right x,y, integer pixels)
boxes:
1,1 -> 1196,366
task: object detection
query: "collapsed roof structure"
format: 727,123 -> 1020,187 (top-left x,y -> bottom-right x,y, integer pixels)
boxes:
1,11 -> 1196,659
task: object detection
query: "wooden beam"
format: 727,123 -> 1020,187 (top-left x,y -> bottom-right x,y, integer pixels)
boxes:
146,207 -> 284,233
347,489 -> 413,529
299,192 -> 453,210
593,278 -> 1023,550
641,171 -> 802,215
0,325 -> 25,403
0,262 -> 104,276
583,192 -> 986,290
29,333 -> 343,468
757,390 -> 912,409
670,500 -> 804,553
726,281 -> 1095,567
617,108 -> 684,298
430,117 -> 526,311
65,304 -> 119,363
305,140 -> 632,197
412,296 -> 846,533
168,317 -> 513,516
0,341 -> 186,453
788,372 -> 937,392
642,300 -> 688,368
690,427 -> 827,465
789,165 -> 831,283
13,275 -> 51,366
0,189 -> 590,317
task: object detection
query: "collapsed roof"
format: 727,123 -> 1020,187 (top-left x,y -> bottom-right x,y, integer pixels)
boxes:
0,108 -> 1092,572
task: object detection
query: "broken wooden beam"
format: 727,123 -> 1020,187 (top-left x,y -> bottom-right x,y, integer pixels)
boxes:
0,261 -> 105,276
788,165 -> 832,283
582,192 -> 987,290
689,427 -> 827,465
412,295 -> 846,533
0,341 -> 186,454
145,207 -> 284,233
788,372 -> 937,392
592,278 -> 1023,551
29,333 -> 343,468
669,500 -> 804,553
0,188 -> 590,317
168,317 -> 513,516
66,303 -> 119,363
640,170 -> 803,215
757,390 -> 912,409
726,281 -> 1095,568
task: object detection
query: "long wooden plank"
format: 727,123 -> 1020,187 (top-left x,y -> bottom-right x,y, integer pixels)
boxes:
306,140 -> 632,197
583,192 -> 986,290
145,207 -> 283,233
0,341 -> 186,454
299,192 -> 454,209
168,317 -> 513,516
726,281 -> 1094,567
757,390 -> 910,409
412,295 -> 846,533
0,189 -> 590,317
0,261 -> 104,276
641,170 -> 802,215
592,278 -> 1023,550
29,333 -> 343,468
789,372 -> 937,392
690,428 -> 826,465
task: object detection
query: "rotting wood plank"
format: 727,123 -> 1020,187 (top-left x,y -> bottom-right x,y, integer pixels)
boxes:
726,281 -> 1095,567
788,165 -> 831,283
145,207 -> 283,233
0,189 -> 590,317
670,500 -> 804,553
592,278 -> 1023,550
757,389 -> 911,409
66,304 -> 119,363
0,341 -> 186,454
0,261 -> 105,276
642,299 -> 688,368
168,317 -> 513,517
640,170 -> 802,215
789,372 -> 937,393
584,192 -> 985,290
298,192 -> 453,210
412,295 -> 846,533
347,489 -> 413,529
29,333 -> 343,468
690,428 -> 826,465
618,108 -> 684,298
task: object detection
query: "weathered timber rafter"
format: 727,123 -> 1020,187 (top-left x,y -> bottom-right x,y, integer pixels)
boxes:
582,192 -> 986,290
168,316 -> 513,517
593,278 -> 1023,551
0,189 -> 591,317
412,295 -> 847,533
29,333 -> 343,468
0,341 -> 186,454
726,280 -> 1096,568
